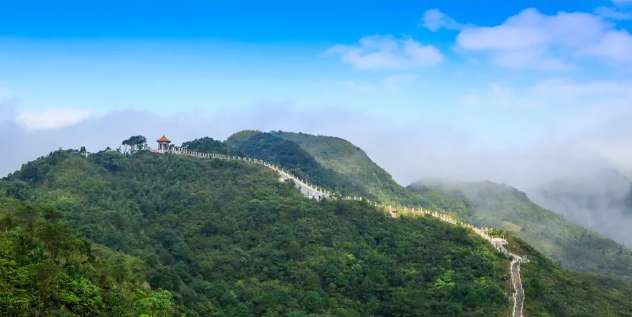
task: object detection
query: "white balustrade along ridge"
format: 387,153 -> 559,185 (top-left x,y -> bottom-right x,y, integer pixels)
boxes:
151,147 -> 528,317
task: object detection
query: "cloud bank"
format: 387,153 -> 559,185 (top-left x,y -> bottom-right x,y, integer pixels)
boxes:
2,97 -> 630,188
423,8 -> 632,70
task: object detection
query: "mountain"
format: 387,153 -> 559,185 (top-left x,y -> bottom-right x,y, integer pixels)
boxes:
0,194 -> 177,317
503,232 -> 632,316
1,147 -> 514,317
225,130 -> 632,282
3,134 -> 632,316
530,168 -> 632,247
228,130 -> 429,206
408,180 -> 632,281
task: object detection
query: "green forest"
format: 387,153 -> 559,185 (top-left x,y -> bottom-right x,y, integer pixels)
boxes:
2,148 -> 513,316
408,181 -> 632,281
1,132 -> 632,316
0,194 -> 177,317
239,130 -> 632,282
498,229 -> 632,316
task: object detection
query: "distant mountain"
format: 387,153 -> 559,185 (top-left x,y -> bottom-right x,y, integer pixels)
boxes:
408,180 -> 632,281
530,168 -> 632,246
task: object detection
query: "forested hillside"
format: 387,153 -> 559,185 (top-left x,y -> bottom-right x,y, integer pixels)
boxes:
409,181 -> 632,282
491,228 -> 632,317
227,132 -> 368,198
0,194 -> 176,317
229,129 -> 632,283
1,148 -> 514,317
228,131 -> 428,205
3,137 -> 632,316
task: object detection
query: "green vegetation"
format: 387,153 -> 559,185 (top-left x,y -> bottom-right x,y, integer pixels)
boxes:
1,147 -> 516,317
409,181 -> 632,281
4,133 -> 632,316
496,230 -> 632,317
230,132 -> 367,197
225,130 -> 263,148
231,131 -> 429,205
0,194 -> 176,317
181,137 -> 242,156
244,129 -> 632,282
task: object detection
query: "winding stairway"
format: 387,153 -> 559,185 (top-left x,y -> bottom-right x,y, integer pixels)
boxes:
152,147 -> 528,317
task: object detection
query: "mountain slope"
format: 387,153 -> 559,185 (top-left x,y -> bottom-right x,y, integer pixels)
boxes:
227,132 -> 368,198
409,180 -> 632,281
229,130 -> 428,205
498,230 -> 632,317
1,147 -> 517,317
0,194 -> 176,317
228,130 -> 632,281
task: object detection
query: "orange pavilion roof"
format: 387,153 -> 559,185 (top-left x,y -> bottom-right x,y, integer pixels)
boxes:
157,135 -> 171,143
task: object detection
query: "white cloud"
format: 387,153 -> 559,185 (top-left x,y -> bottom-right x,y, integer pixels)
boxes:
14,108 -> 95,131
440,8 -> 632,70
421,9 -> 463,31
582,29 -> 632,63
0,88 -> 20,123
459,94 -> 481,107
324,34 -> 443,70
459,83 -> 537,109
383,74 -> 420,91
528,78 -> 632,98
458,77 -> 632,109
488,48 -> 575,71
339,74 -> 420,93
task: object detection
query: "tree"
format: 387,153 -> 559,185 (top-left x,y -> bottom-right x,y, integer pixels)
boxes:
101,151 -> 131,173
136,290 -> 174,317
123,135 -> 148,154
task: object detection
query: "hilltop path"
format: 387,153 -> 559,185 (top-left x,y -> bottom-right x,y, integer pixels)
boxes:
152,148 -> 528,317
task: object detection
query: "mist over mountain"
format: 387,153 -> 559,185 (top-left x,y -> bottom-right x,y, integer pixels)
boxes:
529,168 -> 632,247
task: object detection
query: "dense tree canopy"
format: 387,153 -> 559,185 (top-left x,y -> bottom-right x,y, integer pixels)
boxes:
236,130 -> 632,282
0,194 -> 177,317
233,133 -> 368,198
1,147 -> 514,317
408,181 -> 632,281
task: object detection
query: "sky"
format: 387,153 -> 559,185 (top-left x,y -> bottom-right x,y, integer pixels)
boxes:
2,0 -> 632,190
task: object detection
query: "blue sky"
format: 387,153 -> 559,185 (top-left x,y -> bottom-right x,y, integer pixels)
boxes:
2,1 -> 632,184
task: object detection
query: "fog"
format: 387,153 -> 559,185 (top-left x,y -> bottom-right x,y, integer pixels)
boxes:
2,99 -> 632,245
